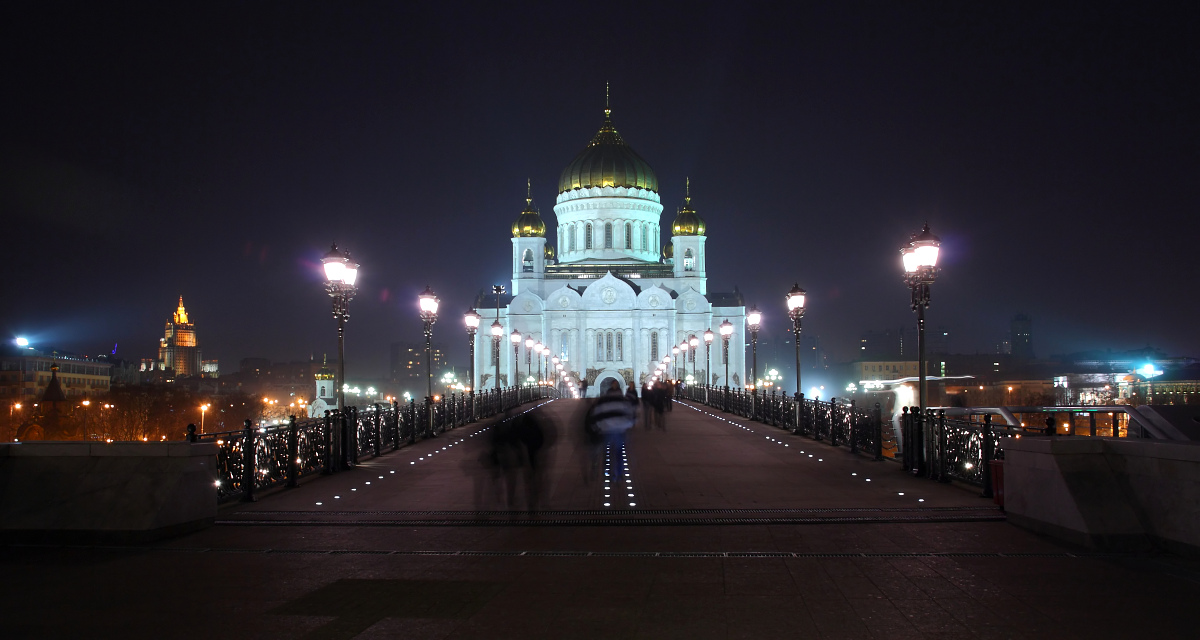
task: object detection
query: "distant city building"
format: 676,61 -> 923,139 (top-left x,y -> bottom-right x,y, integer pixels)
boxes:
858,327 -> 948,361
0,351 -> 113,399
201,360 -> 220,378
1011,314 -> 1034,360
155,297 -> 202,377
390,342 -> 445,386
856,360 -> 920,383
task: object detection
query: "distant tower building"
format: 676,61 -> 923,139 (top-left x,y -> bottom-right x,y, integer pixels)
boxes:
307,356 -> 337,418
1011,314 -> 1033,360
158,297 -> 202,377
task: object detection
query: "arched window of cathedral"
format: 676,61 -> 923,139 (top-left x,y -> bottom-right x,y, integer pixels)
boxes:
650,331 -> 659,362
624,223 -> 632,249
604,223 -> 613,249
569,224 -> 577,252
683,248 -> 694,272
616,332 -> 623,360
606,332 -> 614,361
522,249 -> 534,272
641,224 -> 648,251
560,336 -> 569,361
596,333 -> 603,361
586,224 -> 593,249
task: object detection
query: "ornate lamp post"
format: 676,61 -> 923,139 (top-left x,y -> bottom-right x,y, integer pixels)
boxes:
490,321 -> 503,390
464,310 -> 480,391
321,244 -> 359,412
418,286 -> 440,403
785,284 -> 806,396
510,330 -> 522,387
524,336 -> 534,384
689,335 -> 699,384
747,306 -> 761,392
672,345 -> 681,381
534,342 -> 545,383
720,320 -> 733,409
901,224 -> 941,415
704,329 -> 714,401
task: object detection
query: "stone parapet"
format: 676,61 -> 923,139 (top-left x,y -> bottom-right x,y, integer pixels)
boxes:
1004,436 -> 1200,555
0,441 -> 219,542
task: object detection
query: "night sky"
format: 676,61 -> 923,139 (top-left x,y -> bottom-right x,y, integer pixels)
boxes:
4,2 -> 1198,378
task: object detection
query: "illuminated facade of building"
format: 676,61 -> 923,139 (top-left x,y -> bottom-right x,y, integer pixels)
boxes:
0,352 -> 112,399
156,297 -> 202,377
470,105 -> 746,396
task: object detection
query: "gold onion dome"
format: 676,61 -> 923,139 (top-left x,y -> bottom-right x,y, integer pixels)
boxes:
671,178 -> 706,236
558,107 -> 658,194
512,179 -> 546,237
662,243 -> 674,260
544,244 -> 556,260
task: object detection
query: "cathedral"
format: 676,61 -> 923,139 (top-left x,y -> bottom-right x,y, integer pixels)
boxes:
471,104 -> 746,397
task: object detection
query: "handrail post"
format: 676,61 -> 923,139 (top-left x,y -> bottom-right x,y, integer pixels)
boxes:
873,403 -> 883,461
287,415 -> 299,488
981,413 -> 994,498
937,410 -> 950,483
391,401 -> 401,450
186,423 -> 197,443
849,399 -> 858,454
322,410 -> 333,475
349,406 -> 360,466
408,399 -> 417,444
240,419 -> 256,502
372,404 -> 382,457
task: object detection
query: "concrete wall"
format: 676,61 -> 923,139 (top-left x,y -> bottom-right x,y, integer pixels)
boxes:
1004,437 -> 1200,555
0,441 -> 219,542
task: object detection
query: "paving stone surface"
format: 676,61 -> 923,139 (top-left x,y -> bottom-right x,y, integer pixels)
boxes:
2,398 -> 1196,638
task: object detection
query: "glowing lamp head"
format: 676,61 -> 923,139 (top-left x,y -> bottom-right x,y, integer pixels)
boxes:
552,356 -> 559,364
417,286 -> 439,317
464,310 -> 481,330
786,284 -> 806,315
15,337 -> 29,347
910,223 -> 941,267
490,321 -> 503,337
322,244 -> 348,282
524,337 -> 534,348
689,335 -> 699,348
510,330 -> 521,345
672,346 -> 680,355
704,329 -> 714,343
747,306 -> 762,330
342,262 -> 359,286
720,319 -> 734,338
534,342 -> 544,354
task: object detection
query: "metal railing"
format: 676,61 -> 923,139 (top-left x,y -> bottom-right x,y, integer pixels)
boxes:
186,385 -> 555,502
678,385 -> 885,461
901,409 -> 1026,496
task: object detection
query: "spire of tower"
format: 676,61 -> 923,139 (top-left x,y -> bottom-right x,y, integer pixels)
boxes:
604,82 -> 611,118
526,177 -> 532,203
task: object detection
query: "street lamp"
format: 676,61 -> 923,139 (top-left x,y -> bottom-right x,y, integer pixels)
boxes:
490,320 -> 503,390
720,320 -> 734,408
464,310 -> 481,391
672,345 -> 681,380
902,223 -> 941,416
688,335 -> 699,385
747,306 -> 761,394
786,284 -> 807,396
418,286 -> 440,403
534,342 -> 545,382
510,330 -> 522,386
524,336 -> 534,384
321,243 -> 358,412
200,403 -> 210,434
704,329 -> 714,389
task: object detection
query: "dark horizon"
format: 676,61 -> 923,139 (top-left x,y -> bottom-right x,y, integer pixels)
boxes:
4,2 -> 1198,378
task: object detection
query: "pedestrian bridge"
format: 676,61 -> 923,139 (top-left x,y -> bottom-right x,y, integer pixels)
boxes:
4,397 -> 1198,639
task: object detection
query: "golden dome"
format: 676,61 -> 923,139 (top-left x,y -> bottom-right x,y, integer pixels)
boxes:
512,180 -> 546,237
544,244 -> 556,260
671,178 -> 706,236
662,243 -> 674,260
558,108 -> 658,194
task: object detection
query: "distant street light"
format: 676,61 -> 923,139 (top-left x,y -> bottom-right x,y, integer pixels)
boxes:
672,345 -> 681,380
464,309 -> 481,392
534,342 -> 545,383
490,320 -> 503,391
200,403 -> 210,434
786,284 -> 807,397
901,223 -> 941,415
418,286 -> 440,403
747,306 -> 761,394
321,243 -> 359,412
688,335 -> 699,384
720,320 -> 734,409
524,337 -> 534,384
510,330 -> 522,387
